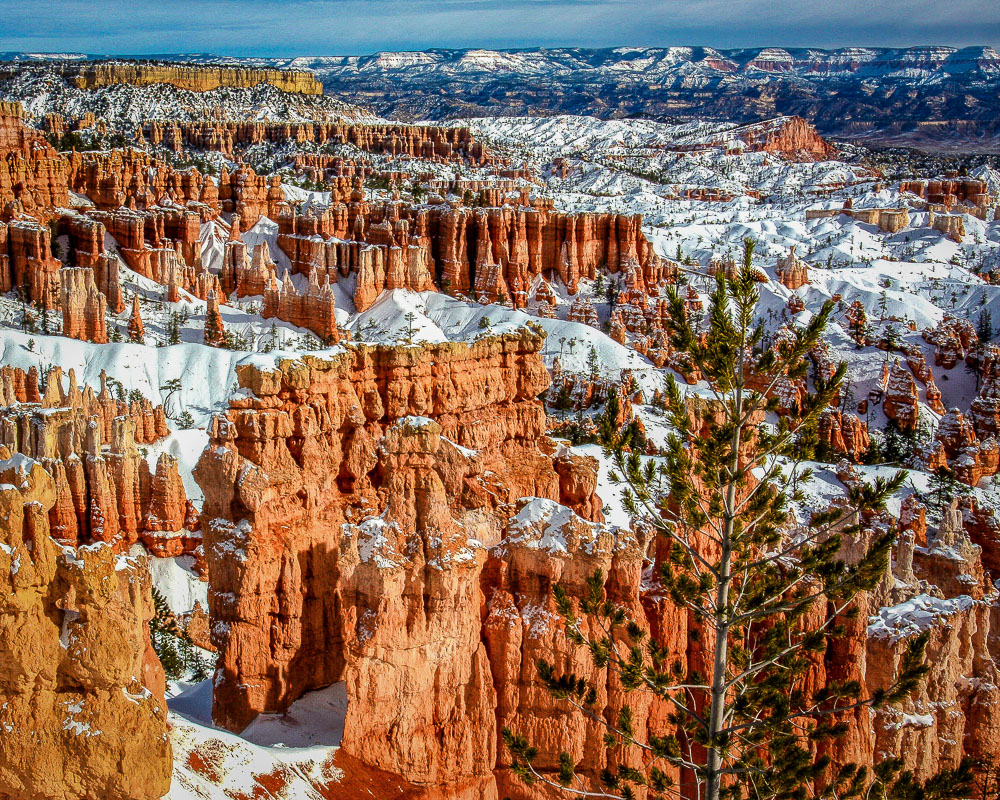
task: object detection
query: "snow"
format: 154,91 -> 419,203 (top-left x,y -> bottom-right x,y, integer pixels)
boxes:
2,56 -> 1000,795
868,594 -> 977,642
167,679 -> 347,799
143,549 -> 208,615
241,683 -> 348,749
503,497 -> 624,556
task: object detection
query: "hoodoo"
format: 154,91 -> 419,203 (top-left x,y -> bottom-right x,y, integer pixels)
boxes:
0,33 -> 995,800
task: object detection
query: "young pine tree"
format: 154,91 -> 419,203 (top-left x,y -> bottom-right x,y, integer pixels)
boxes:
149,587 -> 185,681
505,239 -> 964,800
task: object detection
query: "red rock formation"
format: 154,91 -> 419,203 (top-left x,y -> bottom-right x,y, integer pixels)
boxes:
926,408 -> 1000,486
142,453 -> 200,557
274,200 -> 665,312
144,120 -> 490,165
60,267 -> 108,343
65,62 -> 322,94
930,210 -> 966,242
486,498 -> 648,798
734,115 -> 836,160
844,300 -> 869,346
923,314 -> 978,369
0,102 -> 70,218
0,450 -> 171,800
554,449 -> 605,522
227,241 -> 275,297
971,351 -> 1000,439
568,296 -> 599,327
883,360 -> 920,432
0,367 -> 181,552
900,178 -> 992,210
127,294 -> 144,342
868,501 -> 1000,775
193,332 -> 614,795
190,331 -> 1000,795
262,270 -> 340,342
818,408 -> 871,461
70,149 -> 219,217
1,219 -> 64,304
776,245 -> 809,289
203,290 -> 226,347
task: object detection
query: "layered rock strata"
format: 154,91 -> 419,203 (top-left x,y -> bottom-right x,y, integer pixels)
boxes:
63,62 -> 322,94
0,366 -> 195,553
194,331 -> 607,795
0,450 -> 171,800
274,201 -> 664,316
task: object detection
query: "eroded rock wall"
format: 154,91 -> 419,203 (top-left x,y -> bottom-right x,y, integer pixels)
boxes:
194,331 -> 611,796
0,451 -> 171,800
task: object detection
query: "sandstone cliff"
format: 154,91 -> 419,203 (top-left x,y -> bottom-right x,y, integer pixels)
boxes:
0,450 -> 171,800
65,62 -> 322,95
194,332 -> 609,797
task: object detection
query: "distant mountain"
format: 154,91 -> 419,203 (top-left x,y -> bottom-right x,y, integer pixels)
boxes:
6,46 -> 1000,149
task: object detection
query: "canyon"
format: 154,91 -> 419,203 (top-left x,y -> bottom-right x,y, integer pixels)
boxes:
0,54 -> 994,800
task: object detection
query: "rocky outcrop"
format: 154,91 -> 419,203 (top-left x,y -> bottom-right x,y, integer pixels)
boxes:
776,246 -> 809,289
0,219 -> 64,304
929,210 -> 966,242
274,200 -> 665,312
194,331 -> 610,795
0,450 -> 171,800
262,269 -> 340,341
0,102 -> 70,219
900,178 -> 991,209
923,315 -> 978,368
844,300 -> 868,346
0,366 -> 186,552
203,290 -> 226,347
883,360 -> 920,432
60,267 -> 107,343
127,294 -> 144,343
818,408 -> 870,461
144,120 -> 489,164
733,115 -> 836,160
926,407 -> 1000,486
486,498 -> 647,798
868,500 -> 1000,775
65,62 -> 322,94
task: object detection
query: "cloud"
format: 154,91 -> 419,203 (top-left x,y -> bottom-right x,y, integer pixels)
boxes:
0,0 -> 996,55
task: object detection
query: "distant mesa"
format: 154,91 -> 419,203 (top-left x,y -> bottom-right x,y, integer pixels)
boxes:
0,60 -> 323,95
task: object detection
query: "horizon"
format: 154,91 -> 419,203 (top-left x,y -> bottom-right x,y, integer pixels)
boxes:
5,42 -> 1000,61
1,0 -> 998,57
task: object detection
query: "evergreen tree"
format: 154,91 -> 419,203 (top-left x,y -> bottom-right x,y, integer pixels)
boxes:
160,378 -> 182,420
167,313 -> 181,345
587,346 -> 601,382
928,466 -> 961,513
882,419 -> 913,465
505,239 -> 960,800
404,311 -> 417,344
605,277 -> 623,316
149,588 -> 184,681
977,309 -> 994,344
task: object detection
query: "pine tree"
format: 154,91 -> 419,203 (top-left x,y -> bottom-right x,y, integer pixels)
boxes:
160,378 -> 182,420
504,239 -> 963,800
587,346 -> 601,382
166,312 -> 181,345
605,277 -> 623,316
149,587 -> 184,681
978,309 -> 994,344
928,466 -> 961,513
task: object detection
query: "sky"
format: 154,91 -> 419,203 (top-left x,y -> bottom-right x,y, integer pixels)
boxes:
0,0 -> 998,57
